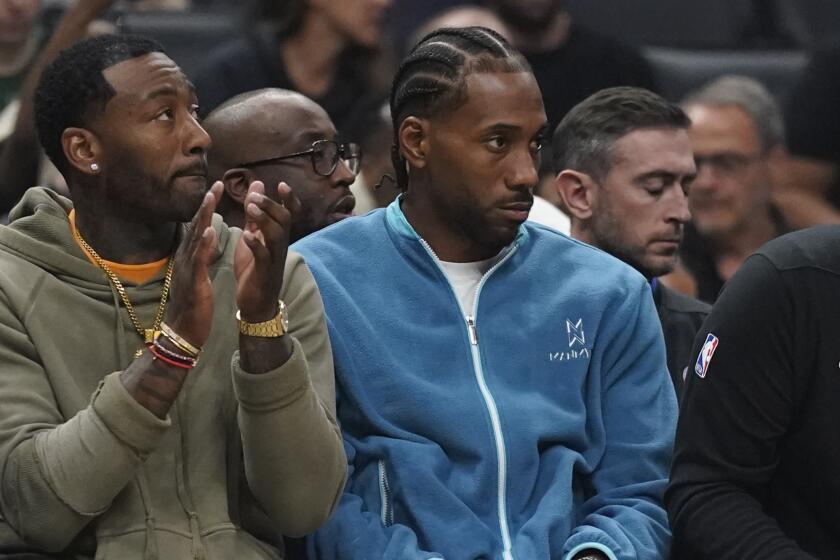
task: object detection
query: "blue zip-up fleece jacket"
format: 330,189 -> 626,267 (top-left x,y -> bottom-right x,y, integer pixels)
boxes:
294,200 -> 677,560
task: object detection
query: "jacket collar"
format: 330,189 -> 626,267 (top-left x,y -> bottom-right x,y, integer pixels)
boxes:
384,194 -> 530,248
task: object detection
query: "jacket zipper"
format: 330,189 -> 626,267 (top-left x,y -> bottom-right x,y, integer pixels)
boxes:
419,238 -> 518,560
378,459 -> 393,527
466,316 -> 478,345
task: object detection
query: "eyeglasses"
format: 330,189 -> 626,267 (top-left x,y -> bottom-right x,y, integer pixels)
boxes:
694,152 -> 761,176
239,140 -> 362,176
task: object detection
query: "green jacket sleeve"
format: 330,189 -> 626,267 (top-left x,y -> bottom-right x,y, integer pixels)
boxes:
231,251 -> 346,538
0,290 -> 169,552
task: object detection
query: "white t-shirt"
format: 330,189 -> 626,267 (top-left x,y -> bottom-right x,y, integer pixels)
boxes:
439,254 -> 500,315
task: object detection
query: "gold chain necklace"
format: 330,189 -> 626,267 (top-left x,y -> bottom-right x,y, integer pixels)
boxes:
73,228 -> 175,346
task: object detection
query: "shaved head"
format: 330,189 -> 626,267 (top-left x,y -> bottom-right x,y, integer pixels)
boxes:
204,88 -> 329,181
204,88 -> 357,240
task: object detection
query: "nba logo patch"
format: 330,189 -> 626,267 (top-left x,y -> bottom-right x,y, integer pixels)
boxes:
694,333 -> 719,378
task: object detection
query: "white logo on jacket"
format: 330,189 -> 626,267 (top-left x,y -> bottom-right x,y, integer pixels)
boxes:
550,319 -> 590,362
549,348 -> 591,362
566,318 -> 585,347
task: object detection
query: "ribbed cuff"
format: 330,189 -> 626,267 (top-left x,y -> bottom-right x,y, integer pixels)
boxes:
231,337 -> 310,412
90,371 -> 170,454
564,542 -> 618,560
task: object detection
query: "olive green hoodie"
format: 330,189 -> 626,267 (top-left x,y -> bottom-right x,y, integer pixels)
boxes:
0,188 -> 346,559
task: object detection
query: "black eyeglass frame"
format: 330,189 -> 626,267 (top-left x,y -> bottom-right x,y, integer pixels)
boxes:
238,139 -> 362,177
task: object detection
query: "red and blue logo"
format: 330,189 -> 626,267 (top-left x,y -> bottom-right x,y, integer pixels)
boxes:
694,333 -> 719,378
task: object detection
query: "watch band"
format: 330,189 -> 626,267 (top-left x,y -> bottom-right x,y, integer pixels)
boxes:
236,300 -> 288,337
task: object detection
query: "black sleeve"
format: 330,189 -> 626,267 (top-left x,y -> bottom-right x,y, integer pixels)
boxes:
784,48 -> 840,162
665,254 -> 817,560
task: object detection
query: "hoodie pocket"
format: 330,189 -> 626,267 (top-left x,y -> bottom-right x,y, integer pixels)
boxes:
377,459 -> 394,527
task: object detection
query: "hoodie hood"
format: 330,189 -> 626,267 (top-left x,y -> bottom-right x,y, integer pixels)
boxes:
0,187 -> 235,300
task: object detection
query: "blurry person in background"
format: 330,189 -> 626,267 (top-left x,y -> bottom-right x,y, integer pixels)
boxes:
193,0 -> 392,150
676,75 -> 789,303
123,0 -> 190,10
0,0 -> 42,114
486,0 -> 656,131
775,46 -> 840,228
0,0 -> 119,215
411,3 -> 512,42
205,88 -> 359,241
554,86 -> 709,392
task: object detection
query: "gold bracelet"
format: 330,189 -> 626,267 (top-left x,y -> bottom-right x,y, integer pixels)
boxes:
159,322 -> 201,357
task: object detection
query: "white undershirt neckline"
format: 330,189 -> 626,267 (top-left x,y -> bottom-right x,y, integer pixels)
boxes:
439,253 -> 502,315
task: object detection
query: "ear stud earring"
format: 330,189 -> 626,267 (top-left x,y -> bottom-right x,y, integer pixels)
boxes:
90,163 -> 99,173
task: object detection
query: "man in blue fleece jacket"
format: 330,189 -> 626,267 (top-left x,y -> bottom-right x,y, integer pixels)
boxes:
295,26 -> 677,560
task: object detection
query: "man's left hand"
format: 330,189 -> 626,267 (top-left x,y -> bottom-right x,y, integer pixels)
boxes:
233,181 -> 298,320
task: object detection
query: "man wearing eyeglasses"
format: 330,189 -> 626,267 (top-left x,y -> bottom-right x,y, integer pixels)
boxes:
205,88 -> 360,242
676,75 -> 790,303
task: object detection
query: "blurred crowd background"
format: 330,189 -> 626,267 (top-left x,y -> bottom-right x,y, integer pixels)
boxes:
3,0 -> 840,301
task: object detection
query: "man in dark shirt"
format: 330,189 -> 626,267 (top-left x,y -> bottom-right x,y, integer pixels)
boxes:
667,225 -> 840,559
554,86 -> 710,391
486,0 -> 656,130
680,75 -> 789,303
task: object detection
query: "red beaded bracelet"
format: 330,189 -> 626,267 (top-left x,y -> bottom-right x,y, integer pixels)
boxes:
148,344 -> 195,370
152,339 -> 199,366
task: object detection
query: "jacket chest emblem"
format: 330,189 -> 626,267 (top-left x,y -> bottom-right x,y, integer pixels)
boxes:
549,318 -> 591,362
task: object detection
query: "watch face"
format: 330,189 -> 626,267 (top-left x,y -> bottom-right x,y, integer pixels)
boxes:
278,300 -> 289,332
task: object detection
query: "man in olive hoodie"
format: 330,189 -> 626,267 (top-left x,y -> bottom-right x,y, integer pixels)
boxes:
0,34 -> 346,559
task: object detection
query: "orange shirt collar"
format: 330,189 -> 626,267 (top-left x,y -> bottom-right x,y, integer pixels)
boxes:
68,209 -> 169,284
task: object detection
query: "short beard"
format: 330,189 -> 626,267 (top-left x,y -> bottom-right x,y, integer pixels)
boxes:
589,210 -> 675,280
458,204 -> 519,259
105,170 -> 204,225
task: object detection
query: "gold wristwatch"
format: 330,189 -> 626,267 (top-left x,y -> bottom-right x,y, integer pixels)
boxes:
236,300 -> 289,337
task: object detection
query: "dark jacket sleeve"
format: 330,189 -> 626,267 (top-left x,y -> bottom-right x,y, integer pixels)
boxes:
666,254 -> 816,560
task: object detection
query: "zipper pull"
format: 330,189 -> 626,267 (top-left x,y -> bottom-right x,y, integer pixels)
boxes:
466,316 -> 478,345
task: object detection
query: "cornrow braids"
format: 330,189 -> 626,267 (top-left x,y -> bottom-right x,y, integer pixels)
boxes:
388,26 -> 532,190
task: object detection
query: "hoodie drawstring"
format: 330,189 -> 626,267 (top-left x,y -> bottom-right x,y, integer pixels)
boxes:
112,284 -> 160,559
136,473 -> 160,560
172,397 -> 207,559
110,276 -> 206,558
